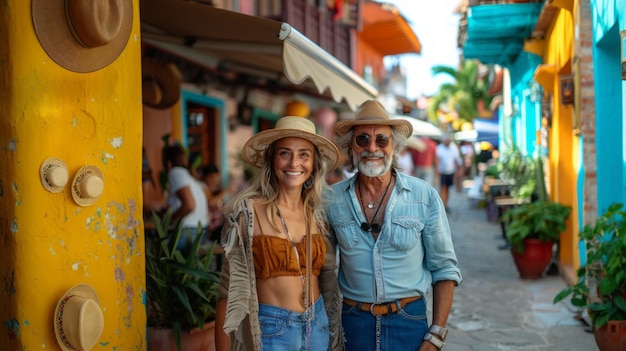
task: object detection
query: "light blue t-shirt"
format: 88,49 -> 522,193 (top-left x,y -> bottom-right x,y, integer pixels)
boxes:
324,171 -> 462,303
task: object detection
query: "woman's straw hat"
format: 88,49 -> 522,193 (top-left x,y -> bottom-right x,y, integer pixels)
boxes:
54,284 -> 104,351
142,58 -> 183,109
242,116 -> 339,170
32,0 -> 133,73
334,100 -> 413,139
71,166 -> 105,207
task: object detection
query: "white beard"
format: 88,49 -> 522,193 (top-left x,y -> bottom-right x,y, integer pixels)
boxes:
353,151 -> 392,177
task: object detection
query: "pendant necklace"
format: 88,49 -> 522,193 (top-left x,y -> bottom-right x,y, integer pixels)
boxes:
276,206 -> 314,350
276,206 -> 315,318
358,173 -> 393,233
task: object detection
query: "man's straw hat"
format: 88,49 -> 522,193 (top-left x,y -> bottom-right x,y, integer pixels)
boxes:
334,100 -> 413,139
32,0 -> 133,73
242,116 -> 339,170
54,284 -> 104,351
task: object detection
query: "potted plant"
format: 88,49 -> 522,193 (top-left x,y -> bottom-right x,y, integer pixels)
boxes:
501,200 -> 571,278
146,209 -> 219,351
500,154 -> 571,279
554,203 -> 626,351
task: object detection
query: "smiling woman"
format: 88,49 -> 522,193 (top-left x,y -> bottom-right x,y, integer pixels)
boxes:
215,116 -> 344,351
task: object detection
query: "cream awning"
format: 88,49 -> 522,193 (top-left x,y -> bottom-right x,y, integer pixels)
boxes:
140,0 -> 377,111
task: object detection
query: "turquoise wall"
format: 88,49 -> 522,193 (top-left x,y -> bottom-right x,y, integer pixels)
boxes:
590,0 -> 625,214
507,52 -> 543,156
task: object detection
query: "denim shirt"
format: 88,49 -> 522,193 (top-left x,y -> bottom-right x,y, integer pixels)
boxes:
324,171 -> 462,303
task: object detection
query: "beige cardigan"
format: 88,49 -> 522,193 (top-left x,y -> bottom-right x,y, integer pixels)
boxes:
217,198 -> 344,351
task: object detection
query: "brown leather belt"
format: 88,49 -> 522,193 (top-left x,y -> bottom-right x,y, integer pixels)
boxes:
343,296 -> 422,316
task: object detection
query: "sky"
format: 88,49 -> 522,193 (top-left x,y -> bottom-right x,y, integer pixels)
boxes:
381,0 -> 462,99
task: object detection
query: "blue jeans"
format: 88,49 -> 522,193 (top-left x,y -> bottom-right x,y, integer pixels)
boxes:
342,297 -> 428,351
259,296 -> 329,351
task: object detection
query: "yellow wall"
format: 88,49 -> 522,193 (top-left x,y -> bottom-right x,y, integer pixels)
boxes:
0,1 -> 146,350
538,1 -> 580,281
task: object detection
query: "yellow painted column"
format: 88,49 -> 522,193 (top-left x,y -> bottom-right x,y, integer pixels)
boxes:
0,1 -> 145,350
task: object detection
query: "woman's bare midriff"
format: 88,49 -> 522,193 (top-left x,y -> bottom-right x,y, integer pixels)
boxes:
256,275 -> 321,313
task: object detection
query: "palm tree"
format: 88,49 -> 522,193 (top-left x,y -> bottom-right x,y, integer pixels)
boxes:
427,60 -> 493,128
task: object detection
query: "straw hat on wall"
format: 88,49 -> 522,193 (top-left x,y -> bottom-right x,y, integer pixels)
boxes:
32,0 -> 133,73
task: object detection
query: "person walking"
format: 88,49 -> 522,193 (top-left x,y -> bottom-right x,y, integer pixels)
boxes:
326,100 -> 462,351
412,136 -> 438,187
215,116 -> 343,351
163,144 -> 210,251
435,135 -> 462,211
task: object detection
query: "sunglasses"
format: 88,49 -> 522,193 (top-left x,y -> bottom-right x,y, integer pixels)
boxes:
354,133 -> 390,148
361,222 -> 382,233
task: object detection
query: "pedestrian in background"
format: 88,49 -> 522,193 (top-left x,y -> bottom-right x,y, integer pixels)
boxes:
412,136 -> 438,187
162,144 -> 210,251
215,116 -> 343,351
326,100 -> 462,351
435,135 -> 462,211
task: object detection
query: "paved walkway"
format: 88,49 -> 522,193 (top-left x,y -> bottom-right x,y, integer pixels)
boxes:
433,189 -> 599,350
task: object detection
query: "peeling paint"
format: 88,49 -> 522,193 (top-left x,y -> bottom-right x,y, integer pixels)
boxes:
109,137 -> 123,149
23,320 -> 29,326
8,138 -> 16,152
142,290 -> 146,306
9,218 -> 17,233
50,243 -> 56,255
102,151 -> 115,164
4,319 -> 20,338
126,285 -> 134,310
71,262 -> 80,271
100,341 -> 110,346
114,268 -> 126,282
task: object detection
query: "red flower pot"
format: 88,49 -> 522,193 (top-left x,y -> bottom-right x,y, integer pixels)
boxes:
510,239 -> 554,279
593,320 -> 626,351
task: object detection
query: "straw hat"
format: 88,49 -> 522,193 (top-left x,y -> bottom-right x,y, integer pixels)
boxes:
334,100 -> 413,139
242,116 -> 340,170
40,158 -> 69,193
54,284 -> 104,351
32,0 -> 133,73
71,166 -> 105,207
142,58 -> 182,109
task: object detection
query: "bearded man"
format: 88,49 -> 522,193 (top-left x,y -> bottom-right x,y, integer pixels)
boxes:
324,100 -> 462,351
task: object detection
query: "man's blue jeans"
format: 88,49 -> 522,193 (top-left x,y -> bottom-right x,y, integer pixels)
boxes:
342,297 -> 428,351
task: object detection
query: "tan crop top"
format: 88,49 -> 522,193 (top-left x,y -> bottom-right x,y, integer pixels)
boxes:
252,212 -> 326,280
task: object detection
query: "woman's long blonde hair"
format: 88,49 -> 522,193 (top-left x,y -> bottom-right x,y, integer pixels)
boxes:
224,139 -> 331,234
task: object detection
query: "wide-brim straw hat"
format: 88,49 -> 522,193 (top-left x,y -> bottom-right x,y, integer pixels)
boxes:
242,116 -> 340,170
334,100 -> 413,139
142,58 -> 182,109
54,284 -> 104,351
32,0 -> 133,73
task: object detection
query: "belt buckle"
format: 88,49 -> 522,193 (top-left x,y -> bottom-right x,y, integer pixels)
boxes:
369,302 -> 387,316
